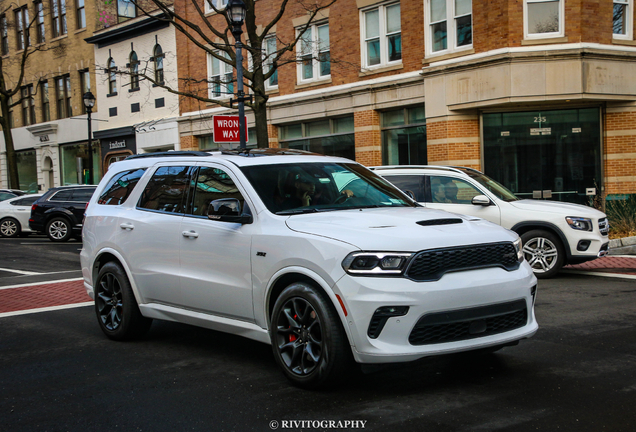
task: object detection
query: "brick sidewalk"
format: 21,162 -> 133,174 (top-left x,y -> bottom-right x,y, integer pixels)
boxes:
565,256 -> 636,275
0,279 -> 92,314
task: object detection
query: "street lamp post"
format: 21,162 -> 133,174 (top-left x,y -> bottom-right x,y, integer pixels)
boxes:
83,92 -> 95,184
227,0 -> 250,149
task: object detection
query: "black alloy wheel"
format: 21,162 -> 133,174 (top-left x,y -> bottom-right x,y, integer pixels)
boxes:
95,262 -> 152,340
271,282 -> 351,388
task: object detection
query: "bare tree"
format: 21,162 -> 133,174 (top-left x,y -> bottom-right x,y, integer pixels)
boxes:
0,3 -> 55,188
117,0 -> 337,148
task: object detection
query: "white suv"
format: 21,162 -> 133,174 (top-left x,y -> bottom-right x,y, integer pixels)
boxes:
81,150 -> 538,388
372,166 -> 609,279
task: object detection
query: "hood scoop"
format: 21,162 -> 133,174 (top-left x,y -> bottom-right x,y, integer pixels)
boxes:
416,218 -> 463,227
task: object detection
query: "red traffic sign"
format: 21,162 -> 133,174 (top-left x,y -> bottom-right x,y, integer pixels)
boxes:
213,115 -> 248,143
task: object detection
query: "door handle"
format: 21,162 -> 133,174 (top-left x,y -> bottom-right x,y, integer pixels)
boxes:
182,230 -> 199,239
120,223 -> 135,230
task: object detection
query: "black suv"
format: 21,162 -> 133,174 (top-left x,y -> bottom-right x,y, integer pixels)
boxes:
30,185 -> 97,242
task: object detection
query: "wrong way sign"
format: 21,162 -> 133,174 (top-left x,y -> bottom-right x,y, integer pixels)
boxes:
213,115 -> 248,143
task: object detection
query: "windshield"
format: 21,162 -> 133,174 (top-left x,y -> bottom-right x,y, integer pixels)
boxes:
464,170 -> 519,202
241,162 -> 415,215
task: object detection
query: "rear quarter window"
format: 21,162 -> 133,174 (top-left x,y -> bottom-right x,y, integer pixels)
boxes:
98,169 -> 147,205
72,188 -> 97,202
49,190 -> 74,201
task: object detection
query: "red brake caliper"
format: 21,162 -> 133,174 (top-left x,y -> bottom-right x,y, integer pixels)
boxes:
289,314 -> 298,342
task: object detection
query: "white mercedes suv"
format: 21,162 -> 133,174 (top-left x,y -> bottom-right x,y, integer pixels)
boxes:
81,150 -> 538,388
372,166 -> 610,279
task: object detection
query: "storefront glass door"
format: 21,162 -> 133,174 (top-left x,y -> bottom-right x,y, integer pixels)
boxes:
483,108 -> 601,205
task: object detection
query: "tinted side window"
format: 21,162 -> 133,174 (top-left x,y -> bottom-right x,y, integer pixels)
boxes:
98,169 -> 147,205
189,166 -> 245,217
138,166 -> 194,214
49,190 -> 73,201
12,196 -> 40,206
71,188 -> 96,202
429,176 -> 483,204
385,175 -> 425,202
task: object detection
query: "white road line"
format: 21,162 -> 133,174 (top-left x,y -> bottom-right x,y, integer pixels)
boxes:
0,267 -> 41,276
0,301 -> 94,318
562,270 -> 636,280
0,277 -> 84,290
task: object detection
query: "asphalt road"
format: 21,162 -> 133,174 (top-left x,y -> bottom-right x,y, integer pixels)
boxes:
1,238 -> 635,431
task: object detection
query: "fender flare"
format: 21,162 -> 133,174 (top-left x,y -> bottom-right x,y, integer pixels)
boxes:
264,266 -> 356,349
91,247 -> 145,304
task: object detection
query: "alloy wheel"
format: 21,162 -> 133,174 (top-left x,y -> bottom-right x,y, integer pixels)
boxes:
275,297 -> 323,375
0,219 -> 18,237
49,220 -> 68,240
523,236 -> 559,274
97,273 -> 123,331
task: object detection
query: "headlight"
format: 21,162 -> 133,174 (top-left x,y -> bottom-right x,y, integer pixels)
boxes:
566,217 -> 593,231
513,237 -> 524,262
342,252 -> 413,275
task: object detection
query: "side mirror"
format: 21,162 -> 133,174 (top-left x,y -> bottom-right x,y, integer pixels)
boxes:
403,189 -> 416,200
471,195 -> 492,206
207,198 -> 253,224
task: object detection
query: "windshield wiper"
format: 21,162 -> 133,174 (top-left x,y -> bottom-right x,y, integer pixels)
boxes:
276,208 -> 321,215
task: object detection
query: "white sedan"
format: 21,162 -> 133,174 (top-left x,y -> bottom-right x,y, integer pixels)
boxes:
0,194 -> 43,238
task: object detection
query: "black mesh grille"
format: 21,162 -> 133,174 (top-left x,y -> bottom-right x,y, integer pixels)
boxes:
405,242 -> 519,282
409,300 -> 528,345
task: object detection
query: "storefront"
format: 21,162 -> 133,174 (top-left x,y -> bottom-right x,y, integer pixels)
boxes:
381,106 -> 427,165
483,107 -> 602,205
278,116 -> 355,160
16,149 -> 38,192
94,126 -> 137,174
59,142 -> 102,186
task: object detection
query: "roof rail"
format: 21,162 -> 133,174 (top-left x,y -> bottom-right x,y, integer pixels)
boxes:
221,148 -> 322,157
124,151 -> 213,160
371,165 -> 468,174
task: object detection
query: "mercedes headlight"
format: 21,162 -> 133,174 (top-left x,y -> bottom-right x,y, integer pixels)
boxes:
566,217 -> 593,232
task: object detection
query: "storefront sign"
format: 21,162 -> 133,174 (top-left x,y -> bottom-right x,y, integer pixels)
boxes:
108,140 -> 127,149
501,131 -> 510,136
572,128 -> 581,133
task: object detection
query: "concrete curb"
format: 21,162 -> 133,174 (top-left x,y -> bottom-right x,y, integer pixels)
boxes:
609,235 -> 636,256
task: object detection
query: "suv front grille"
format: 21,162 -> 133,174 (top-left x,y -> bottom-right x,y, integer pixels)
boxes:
598,218 -> 609,236
405,242 -> 519,282
409,300 -> 528,345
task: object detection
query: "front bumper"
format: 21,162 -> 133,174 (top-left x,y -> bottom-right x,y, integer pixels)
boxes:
335,264 -> 538,364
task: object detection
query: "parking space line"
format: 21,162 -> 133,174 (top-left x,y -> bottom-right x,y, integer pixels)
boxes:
0,301 -> 93,318
0,277 -> 84,290
0,267 -> 42,276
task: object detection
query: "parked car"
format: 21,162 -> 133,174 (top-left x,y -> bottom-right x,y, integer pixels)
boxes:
81,149 -> 538,388
372,165 -> 609,279
0,188 -> 27,197
0,194 -> 43,238
30,185 -> 97,242
0,192 -> 18,202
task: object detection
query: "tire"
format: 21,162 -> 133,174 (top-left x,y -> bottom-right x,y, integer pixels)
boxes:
520,229 -> 565,279
94,262 -> 152,341
46,217 -> 72,242
270,282 -> 351,389
0,217 -> 21,238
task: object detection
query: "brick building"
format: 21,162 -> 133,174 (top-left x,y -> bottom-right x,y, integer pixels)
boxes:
0,0 -> 98,190
177,0 -> 636,205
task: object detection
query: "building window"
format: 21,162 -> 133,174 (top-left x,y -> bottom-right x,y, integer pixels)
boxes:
107,58 -> 117,95
426,0 -> 472,55
76,0 -> 86,29
15,6 -> 30,50
35,1 -> 45,43
80,69 -> 90,113
297,23 -> 330,83
153,44 -> 164,84
361,2 -> 401,68
524,0 -> 563,39
207,51 -> 233,99
130,51 -> 139,90
21,85 -> 36,126
117,0 -> 136,23
614,0 -> 633,39
41,80 -> 50,122
204,0 -> 228,14
279,117 -> 355,160
381,106 -> 427,165
55,75 -> 72,119
263,36 -> 278,90
51,0 -> 67,38
1,15 -> 8,55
